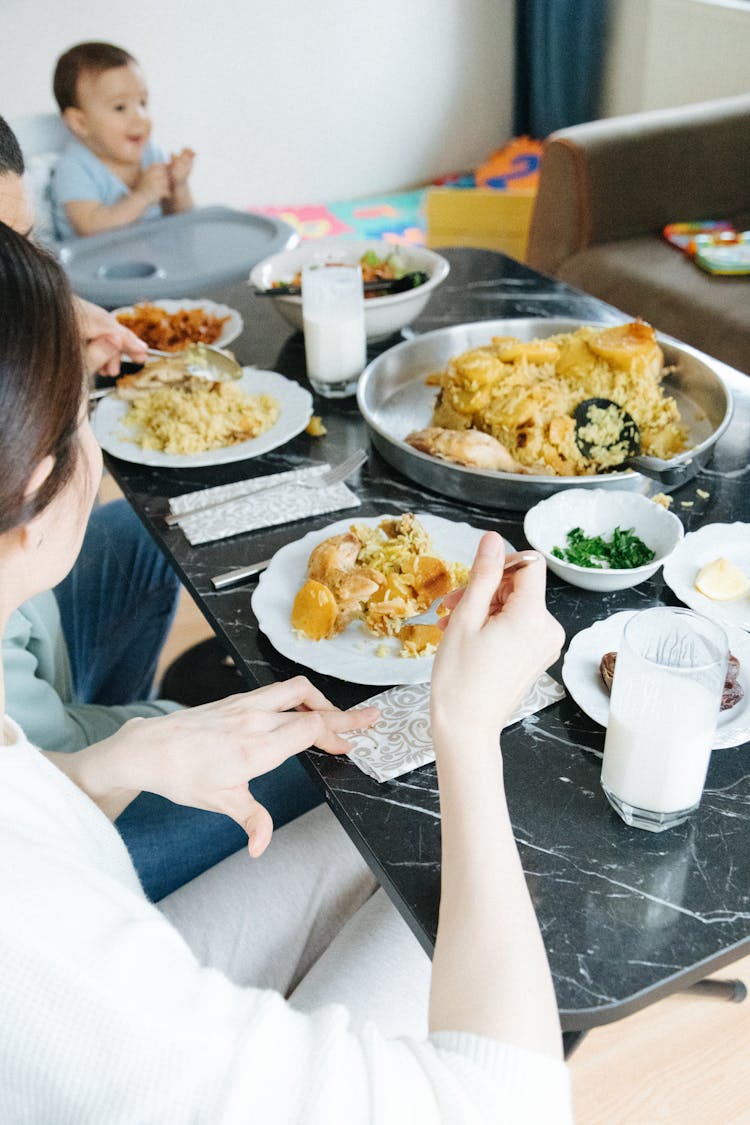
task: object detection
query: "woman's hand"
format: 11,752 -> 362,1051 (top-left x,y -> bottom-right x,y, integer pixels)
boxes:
58,678 -> 378,857
431,532 -> 564,746
428,533 -> 567,1057
74,296 -> 148,376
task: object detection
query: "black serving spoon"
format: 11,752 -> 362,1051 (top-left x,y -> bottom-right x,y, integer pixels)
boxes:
573,397 -> 695,486
254,270 -> 429,298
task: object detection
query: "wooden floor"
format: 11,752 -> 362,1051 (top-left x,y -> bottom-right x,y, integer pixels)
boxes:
105,476 -> 750,1122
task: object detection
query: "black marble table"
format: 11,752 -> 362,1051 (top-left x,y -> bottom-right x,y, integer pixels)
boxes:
104,248 -> 750,1035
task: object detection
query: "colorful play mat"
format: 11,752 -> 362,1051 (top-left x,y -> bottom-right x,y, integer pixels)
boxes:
255,137 -> 543,246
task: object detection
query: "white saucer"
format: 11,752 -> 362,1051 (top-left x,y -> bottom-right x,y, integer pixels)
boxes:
662,522 -> 750,632
562,609 -> 750,750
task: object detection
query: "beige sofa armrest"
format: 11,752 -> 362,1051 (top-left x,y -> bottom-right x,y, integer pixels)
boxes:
527,93 -> 750,276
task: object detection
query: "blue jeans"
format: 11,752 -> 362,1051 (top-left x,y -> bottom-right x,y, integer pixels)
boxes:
55,499 -> 322,901
55,500 -> 180,705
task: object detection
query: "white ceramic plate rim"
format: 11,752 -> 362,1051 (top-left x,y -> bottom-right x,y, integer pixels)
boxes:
252,512 -> 512,685
91,368 -> 313,468
562,609 -> 750,750
662,522 -> 750,631
111,297 -> 244,349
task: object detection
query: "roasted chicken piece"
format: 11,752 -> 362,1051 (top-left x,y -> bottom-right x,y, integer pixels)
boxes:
406,426 -> 541,474
116,361 -> 210,401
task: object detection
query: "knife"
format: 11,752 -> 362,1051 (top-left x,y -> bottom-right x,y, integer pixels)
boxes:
211,558 -> 272,590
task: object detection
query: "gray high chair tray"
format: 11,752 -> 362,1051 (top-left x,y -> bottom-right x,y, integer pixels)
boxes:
58,205 -> 298,307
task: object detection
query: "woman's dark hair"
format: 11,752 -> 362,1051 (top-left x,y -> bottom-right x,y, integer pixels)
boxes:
53,41 -> 137,112
0,222 -> 84,534
0,116 -> 24,176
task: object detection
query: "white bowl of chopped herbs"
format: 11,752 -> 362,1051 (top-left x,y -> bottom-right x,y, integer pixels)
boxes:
524,489 -> 684,591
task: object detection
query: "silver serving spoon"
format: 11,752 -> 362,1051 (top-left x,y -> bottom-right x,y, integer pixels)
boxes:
88,344 -> 243,401
145,343 -> 243,381
573,397 -> 695,486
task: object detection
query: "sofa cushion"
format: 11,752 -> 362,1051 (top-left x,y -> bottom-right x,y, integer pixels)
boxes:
558,236 -> 749,374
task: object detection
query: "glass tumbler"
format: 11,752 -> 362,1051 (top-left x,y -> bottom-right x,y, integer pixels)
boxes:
600,607 -> 728,832
301,265 -> 367,398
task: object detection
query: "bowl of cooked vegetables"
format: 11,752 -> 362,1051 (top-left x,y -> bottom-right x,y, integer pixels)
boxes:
249,238 -> 450,341
524,489 -> 684,591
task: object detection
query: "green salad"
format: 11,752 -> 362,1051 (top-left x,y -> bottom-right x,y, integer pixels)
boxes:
551,526 -> 656,570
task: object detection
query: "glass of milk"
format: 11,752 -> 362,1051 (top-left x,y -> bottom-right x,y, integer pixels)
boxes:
301,266 -> 367,397
600,607 -> 728,832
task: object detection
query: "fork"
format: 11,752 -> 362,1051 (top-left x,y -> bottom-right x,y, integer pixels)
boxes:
164,448 -> 368,528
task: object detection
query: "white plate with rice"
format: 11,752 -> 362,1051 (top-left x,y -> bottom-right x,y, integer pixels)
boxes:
252,512 -> 512,685
91,368 -> 313,468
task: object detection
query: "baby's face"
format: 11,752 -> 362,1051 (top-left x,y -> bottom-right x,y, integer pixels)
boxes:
71,63 -> 152,166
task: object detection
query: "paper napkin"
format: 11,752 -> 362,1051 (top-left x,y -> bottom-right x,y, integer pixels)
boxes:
346,674 -> 565,782
168,464 -> 361,545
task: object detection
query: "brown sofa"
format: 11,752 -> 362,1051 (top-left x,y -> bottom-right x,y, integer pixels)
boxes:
526,94 -> 750,374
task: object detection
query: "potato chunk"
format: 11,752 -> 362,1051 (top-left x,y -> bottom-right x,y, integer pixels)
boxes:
291,579 -> 339,640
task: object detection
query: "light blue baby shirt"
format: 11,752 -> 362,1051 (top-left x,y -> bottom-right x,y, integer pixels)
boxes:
51,135 -> 165,241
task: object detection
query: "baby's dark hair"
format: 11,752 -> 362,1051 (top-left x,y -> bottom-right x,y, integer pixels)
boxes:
53,41 -> 137,112
0,115 -> 24,176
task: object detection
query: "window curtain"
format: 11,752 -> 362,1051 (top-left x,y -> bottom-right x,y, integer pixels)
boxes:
514,0 -> 612,138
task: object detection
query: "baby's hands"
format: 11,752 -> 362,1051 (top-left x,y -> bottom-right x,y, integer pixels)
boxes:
168,147 -> 196,187
134,162 -> 170,205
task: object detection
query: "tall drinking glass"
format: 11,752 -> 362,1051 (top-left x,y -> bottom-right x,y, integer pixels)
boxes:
301,265 -> 366,398
600,607 -> 728,832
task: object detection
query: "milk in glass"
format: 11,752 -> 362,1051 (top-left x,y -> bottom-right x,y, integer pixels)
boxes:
600,608 -> 727,831
302,266 -> 366,398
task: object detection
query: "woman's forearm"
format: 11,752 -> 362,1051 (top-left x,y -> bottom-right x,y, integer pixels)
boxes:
43,745 -> 139,820
428,723 -> 563,1059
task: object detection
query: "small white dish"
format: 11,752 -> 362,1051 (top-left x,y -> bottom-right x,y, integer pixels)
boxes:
663,523 -> 750,632
112,297 -> 243,349
562,609 -> 750,750
249,238 -> 450,342
252,512 -> 512,685
91,368 -> 312,468
524,489 -> 684,591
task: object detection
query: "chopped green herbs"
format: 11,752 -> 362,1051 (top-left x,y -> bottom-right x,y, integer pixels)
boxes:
551,526 -> 656,570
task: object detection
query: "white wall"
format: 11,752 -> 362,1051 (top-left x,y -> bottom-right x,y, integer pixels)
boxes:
603,0 -> 750,116
1,0 -> 515,208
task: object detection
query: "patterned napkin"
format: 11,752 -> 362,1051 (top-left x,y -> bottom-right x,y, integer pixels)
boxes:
168,465 -> 361,545
347,673 -> 565,782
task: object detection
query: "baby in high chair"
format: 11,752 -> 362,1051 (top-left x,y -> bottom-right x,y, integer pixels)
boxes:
50,40 -> 194,240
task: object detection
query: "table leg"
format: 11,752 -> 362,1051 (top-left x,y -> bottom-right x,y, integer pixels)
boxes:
683,977 -> 747,1003
563,1030 -> 588,1058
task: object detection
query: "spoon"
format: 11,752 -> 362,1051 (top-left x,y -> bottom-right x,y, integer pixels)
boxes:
573,397 -> 695,486
145,343 -> 243,381
87,344 -> 243,402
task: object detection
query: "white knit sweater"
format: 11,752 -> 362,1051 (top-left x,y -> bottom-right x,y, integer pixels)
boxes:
0,720 -> 572,1124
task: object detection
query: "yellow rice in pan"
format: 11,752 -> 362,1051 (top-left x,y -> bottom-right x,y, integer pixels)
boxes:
429,321 -> 686,475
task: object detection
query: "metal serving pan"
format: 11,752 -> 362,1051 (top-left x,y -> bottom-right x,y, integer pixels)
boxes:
357,318 -> 733,512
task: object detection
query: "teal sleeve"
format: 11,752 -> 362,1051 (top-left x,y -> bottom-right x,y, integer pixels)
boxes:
3,607 -> 181,754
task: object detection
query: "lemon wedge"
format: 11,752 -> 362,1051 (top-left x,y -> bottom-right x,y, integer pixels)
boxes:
694,557 -> 750,601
